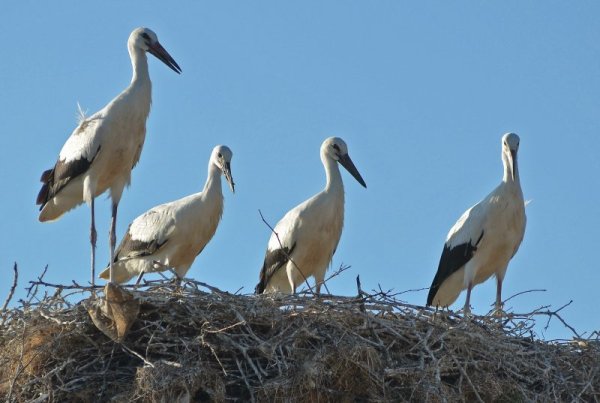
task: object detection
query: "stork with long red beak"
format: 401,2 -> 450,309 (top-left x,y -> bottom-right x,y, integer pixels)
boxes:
36,27 -> 181,286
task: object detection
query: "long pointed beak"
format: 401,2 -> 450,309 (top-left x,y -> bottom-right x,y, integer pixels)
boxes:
147,41 -> 182,74
223,162 -> 235,193
509,150 -> 516,181
338,153 -> 367,188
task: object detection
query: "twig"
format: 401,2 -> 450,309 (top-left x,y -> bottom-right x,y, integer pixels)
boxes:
2,262 -> 18,311
451,355 -> 484,403
396,286 -> 429,296
356,275 -> 366,313
28,279 -> 104,291
25,265 -> 49,300
235,358 -> 256,403
121,344 -> 155,368
541,300 -> 580,338
321,263 -> 351,293
502,288 -> 547,304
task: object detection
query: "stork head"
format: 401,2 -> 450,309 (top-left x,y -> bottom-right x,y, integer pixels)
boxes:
211,145 -> 235,193
322,137 -> 367,188
129,27 -> 182,74
501,132 -> 520,182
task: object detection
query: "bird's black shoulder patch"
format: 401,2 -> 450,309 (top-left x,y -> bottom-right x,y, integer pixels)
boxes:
36,146 -> 101,209
255,243 -> 296,294
426,231 -> 484,306
113,227 -> 168,263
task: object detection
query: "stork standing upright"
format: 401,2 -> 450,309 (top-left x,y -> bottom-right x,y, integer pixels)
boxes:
427,133 -> 526,315
36,27 -> 181,286
255,137 -> 367,295
99,145 -> 235,284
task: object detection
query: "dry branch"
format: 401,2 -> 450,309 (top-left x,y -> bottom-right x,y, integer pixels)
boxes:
1,263 -> 18,312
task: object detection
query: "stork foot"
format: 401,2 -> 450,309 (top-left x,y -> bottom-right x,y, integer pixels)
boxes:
463,303 -> 472,315
492,305 -> 507,319
152,261 -> 183,290
165,266 -> 184,291
429,306 -> 442,323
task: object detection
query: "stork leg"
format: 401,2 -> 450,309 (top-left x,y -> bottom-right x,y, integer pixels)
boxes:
494,277 -> 504,317
151,261 -> 182,286
286,263 -> 297,294
108,202 -> 118,283
134,269 -> 146,288
314,272 -> 325,296
172,267 -> 185,285
90,198 -> 97,288
463,282 -> 473,316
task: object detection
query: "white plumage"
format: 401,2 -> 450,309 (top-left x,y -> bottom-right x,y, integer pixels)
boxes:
36,27 -> 181,284
427,133 -> 526,314
255,137 -> 366,295
99,145 -> 235,284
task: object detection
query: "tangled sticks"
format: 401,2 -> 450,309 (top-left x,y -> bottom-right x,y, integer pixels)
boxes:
0,273 -> 599,402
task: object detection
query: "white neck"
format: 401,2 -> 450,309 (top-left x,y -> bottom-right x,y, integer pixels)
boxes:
502,151 -> 521,187
202,162 -> 223,197
323,156 -> 344,193
129,46 -> 150,85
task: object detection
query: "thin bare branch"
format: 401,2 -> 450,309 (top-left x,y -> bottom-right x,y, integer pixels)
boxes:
502,288 -> 547,304
2,262 -> 18,312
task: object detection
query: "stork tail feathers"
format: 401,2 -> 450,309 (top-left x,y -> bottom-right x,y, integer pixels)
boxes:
36,168 -> 54,208
255,243 -> 296,294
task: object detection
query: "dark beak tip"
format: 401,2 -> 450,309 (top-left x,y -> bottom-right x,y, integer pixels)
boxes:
149,44 -> 182,74
169,63 -> 182,74
339,154 -> 366,189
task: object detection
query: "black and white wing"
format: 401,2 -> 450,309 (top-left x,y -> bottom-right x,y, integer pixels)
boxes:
255,208 -> 300,294
37,113 -> 104,214
427,202 -> 486,306
113,204 -> 177,263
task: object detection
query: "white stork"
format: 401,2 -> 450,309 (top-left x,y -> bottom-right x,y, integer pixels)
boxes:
427,133 -> 526,315
36,27 -> 181,286
99,145 -> 235,284
255,137 -> 366,295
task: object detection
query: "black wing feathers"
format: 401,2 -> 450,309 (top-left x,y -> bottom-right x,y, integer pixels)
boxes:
427,231 -> 484,306
255,243 -> 296,294
36,168 -> 55,206
113,226 -> 168,263
36,146 -> 101,209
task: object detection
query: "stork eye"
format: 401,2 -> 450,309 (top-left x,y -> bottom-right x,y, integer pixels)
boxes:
332,144 -> 340,151
141,33 -> 150,40
217,153 -> 223,158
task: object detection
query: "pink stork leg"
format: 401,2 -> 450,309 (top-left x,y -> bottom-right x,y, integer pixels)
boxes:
108,201 -> 118,283
463,282 -> 473,315
495,276 -> 504,317
90,197 -> 97,287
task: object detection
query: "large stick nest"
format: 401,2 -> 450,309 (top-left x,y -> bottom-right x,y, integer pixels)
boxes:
0,277 -> 598,402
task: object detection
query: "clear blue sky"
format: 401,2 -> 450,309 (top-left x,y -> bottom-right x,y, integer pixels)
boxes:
1,2 -> 598,340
